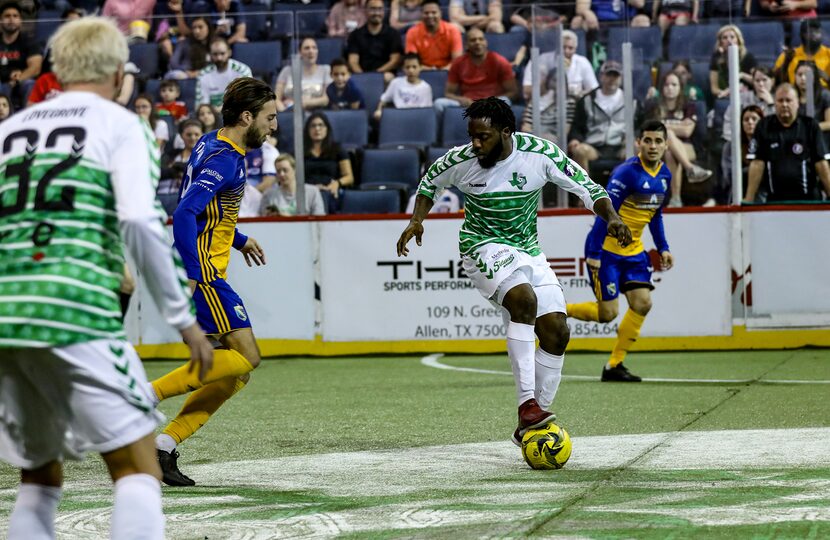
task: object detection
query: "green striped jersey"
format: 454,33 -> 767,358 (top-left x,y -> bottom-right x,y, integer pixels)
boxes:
418,132 -> 609,256
0,91 -> 194,348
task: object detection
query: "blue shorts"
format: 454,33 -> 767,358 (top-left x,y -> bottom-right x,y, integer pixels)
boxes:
192,278 -> 252,335
587,251 -> 654,302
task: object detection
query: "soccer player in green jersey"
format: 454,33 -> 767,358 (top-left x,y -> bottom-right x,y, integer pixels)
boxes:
0,17 -> 213,539
398,97 -> 632,445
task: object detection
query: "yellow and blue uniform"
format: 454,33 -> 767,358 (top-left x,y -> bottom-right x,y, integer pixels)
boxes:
173,129 -> 251,335
585,156 -> 670,302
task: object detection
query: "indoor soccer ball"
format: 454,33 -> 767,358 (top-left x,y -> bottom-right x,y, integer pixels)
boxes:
521,423 -> 572,470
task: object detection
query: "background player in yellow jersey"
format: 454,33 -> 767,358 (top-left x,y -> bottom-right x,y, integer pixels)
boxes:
567,120 -> 675,382
150,77 -> 277,485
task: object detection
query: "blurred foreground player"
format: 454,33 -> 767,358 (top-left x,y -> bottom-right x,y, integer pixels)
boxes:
0,17 -> 213,539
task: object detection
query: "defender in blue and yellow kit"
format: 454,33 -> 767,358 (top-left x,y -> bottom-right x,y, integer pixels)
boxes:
567,120 -> 675,383
150,77 -> 277,486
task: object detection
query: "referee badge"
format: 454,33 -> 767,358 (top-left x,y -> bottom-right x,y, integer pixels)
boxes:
792,143 -> 804,155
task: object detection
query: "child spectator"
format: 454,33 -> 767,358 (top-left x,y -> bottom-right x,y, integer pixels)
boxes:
327,58 -> 365,110
156,79 -> 188,122
260,154 -> 327,216
133,94 -> 169,149
374,53 -> 433,120
0,93 -> 12,123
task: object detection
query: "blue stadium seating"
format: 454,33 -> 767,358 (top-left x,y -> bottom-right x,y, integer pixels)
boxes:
314,37 -> 346,65
35,10 -> 61,47
270,10 -> 294,38
667,23 -> 720,62
129,43 -> 160,79
351,72 -> 385,113
270,3 -> 328,38
441,106 -> 468,147
326,109 -> 369,151
240,2 -> 271,41
233,41 -> 282,81
276,110 -> 296,153
531,28 -> 587,57
339,189 -> 401,213
486,31 -> 526,63
360,148 -> 421,189
426,146 -> 452,169
607,26 -> 662,65
511,104 -> 525,131
378,107 -> 437,149
739,21 -> 785,63
421,70 -> 448,99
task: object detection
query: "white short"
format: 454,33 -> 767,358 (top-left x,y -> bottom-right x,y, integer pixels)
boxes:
462,243 -> 566,317
0,340 -> 162,470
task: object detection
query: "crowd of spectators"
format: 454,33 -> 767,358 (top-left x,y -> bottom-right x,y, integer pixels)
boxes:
5,0 -> 830,214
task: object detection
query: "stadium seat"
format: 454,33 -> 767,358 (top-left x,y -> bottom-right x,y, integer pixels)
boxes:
378,107 -> 437,149
740,21 -> 785,63
607,26 -> 662,65
486,31 -> 525,63
145,78 -> 161,99
339,189 -> 401,213
691,99 -> 708,153
314,37 -> 346,65
351,72 -> 385,113
129,43 -> 160,79
35,10 -> 62,47
667,23 -> 720,62
532,28 -> 587,56
233,41 -> 282,81
360,148 -> 421,189
179,78 -> 197,113
326,109 -> 369,151
690,60 -> 711,103
240,3 -> 270,41
426,146 -> 452,169
421,70 -> 448,99
276,110 -> 296,153
511,104 -> 525,131
295,6 -> 328,37
441,106 -> 468,147
270,9 -> 294,38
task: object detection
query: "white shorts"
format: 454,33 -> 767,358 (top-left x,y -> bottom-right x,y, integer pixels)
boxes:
0,340 -> 162,470
462,243 -> 566,317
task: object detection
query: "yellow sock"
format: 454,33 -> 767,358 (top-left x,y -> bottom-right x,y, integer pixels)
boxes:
152,349 -> 253,401
609,309 -> 646,367
162,376 -> 247,444
566,302 -> 600,322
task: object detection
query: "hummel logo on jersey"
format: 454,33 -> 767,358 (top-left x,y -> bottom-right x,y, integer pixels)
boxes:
469,183 -> 486,187
109,344 -> 124,357
509,172 -> 527,190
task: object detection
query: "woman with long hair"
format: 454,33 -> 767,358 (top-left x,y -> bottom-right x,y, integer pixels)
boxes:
303,112 -> 354,210
133,94 -> 169,149
721,105 -> 764,203
0,93 -> 13,123
795,60 -> 830,134
195,103 -> 222,132
275,38 -> 332,112
709,24 -> 756,99
166,16 -> 213,79
643,71 -> 711,207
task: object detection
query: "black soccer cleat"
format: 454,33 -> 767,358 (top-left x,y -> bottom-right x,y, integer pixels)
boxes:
157,449 -> 196,486
601,363 -> 642,383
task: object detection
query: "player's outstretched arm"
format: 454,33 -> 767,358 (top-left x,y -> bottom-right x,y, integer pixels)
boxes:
180,323 -> 215,381
397,194 -> 434,257
593,198 -> 632,247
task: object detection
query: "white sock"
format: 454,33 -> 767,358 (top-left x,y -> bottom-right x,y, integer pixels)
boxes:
506,322 -> 537,406
535,348 -> 564,411
111,474 -> 164,540
8,483 -> 61,540
155,433 -> 177,453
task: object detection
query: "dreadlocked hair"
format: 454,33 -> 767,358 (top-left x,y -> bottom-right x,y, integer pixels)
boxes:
463,97 -> 516,134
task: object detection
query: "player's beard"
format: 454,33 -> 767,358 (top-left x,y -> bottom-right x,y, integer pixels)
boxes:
244,125 -> 265,149
477,137 -> 503,169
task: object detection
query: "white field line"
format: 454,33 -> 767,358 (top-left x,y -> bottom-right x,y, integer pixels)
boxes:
421,353 -> 830,384
1,428 -> 828,539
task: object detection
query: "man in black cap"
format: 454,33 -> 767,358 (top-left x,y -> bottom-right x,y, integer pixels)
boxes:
745,82 -> 830,203
774,18 -> 830,87
0,1 -> 42,106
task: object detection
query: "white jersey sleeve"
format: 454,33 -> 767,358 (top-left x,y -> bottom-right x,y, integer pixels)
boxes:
111,115 -> 196,331
417,145 -> 477,200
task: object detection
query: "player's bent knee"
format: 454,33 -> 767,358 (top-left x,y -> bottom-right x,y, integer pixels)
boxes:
503,287 -> 537,322
597,306 -> 618,323
102,434 -> 162,482
632,299 -> 652,315
21,460 -> 63,487
539,317 -> 569,353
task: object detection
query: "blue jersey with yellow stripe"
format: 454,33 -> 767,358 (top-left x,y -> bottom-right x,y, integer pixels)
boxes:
585,156 -> 670,259
173,129 -> 249,283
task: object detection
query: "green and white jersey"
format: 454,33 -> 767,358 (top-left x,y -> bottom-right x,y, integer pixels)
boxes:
0,91 -> 195,348
418,132 -> 609,256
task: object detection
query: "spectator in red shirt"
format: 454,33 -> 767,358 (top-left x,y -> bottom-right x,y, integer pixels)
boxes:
434,28 -> 518,120
405,0 -> 462,70
155,79 -> 188,122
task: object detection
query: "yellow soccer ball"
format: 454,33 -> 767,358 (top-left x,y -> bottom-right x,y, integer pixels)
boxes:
521,423 -> 572,470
